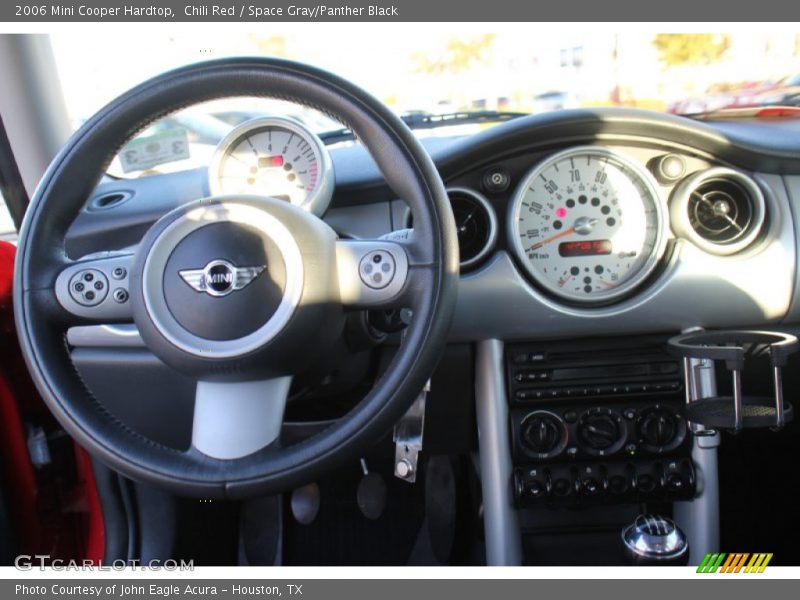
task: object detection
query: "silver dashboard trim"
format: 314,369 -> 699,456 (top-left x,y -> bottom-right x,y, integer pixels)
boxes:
673,348 -> 721,566
475,339 -> 522,566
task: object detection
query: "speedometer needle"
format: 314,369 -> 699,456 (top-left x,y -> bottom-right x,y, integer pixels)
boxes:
530,227 -> 576,251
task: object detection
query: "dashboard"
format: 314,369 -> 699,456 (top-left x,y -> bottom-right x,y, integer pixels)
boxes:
66,108 -> 800,346
40,104 -> 800,564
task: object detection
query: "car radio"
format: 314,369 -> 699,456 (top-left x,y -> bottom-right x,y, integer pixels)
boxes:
506,335 -> 695,507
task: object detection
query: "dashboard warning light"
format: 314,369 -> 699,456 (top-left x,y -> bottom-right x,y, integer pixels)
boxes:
258,155 -> 285,168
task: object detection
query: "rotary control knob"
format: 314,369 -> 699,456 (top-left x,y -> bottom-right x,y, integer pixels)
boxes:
520,411 -> 568,460
637,406 -> 686,453
577,408 -> 626,456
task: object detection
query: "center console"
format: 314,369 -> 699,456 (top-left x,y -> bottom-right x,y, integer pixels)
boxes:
506,335 -> 696,508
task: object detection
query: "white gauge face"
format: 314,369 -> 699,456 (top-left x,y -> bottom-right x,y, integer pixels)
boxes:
509,147 -> 666,304
209,117 -> 333,215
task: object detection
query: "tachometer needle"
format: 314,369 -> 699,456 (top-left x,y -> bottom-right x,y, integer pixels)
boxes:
530,227 -> 576,251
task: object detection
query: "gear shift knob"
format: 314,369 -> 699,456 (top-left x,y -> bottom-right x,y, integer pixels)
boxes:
622,514 -> 689,565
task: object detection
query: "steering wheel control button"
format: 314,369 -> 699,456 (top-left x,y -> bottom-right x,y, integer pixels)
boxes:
113,288 -> 129,303
111,266 -> 127,280
69,269 -> 109,306
360,250 -> 395,290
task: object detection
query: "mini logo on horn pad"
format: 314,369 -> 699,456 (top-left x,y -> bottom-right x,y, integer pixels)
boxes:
179,260 -> 266,297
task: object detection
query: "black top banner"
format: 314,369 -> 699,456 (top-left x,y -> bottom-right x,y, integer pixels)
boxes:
2,0 -> 799,22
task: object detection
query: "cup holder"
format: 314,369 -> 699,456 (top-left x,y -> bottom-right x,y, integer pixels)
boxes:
668,330 -> 798,432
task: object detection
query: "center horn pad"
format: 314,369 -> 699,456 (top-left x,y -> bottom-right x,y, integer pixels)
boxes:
163,221 -> 287,341
131,196 -> 343,380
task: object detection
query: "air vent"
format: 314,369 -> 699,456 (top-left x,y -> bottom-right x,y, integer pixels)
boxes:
88,190 -> 133,211
670,168 -> 765,255
447,187 -> 497,268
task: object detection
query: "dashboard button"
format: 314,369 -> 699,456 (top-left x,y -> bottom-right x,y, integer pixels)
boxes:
527,481 -> 545,499
552,477 -> 573,497
580,478 -> 601,496
512,352 -> 529,365
482,166 -> 511,193
651,153 -> 686,183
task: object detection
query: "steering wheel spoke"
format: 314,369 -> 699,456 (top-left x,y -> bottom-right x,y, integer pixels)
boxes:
191,377 -> 292,460
54,253 -> 134,323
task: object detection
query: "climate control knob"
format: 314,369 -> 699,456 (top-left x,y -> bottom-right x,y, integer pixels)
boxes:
637,406 -> 686,453
520,411 -> 568,460
577,408 -> 626,456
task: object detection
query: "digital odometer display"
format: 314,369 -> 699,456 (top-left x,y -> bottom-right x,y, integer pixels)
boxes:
509,147 -> 665,303
558,240 -> 613,257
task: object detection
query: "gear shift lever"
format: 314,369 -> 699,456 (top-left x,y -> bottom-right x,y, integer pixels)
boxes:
622,514 -> 689,565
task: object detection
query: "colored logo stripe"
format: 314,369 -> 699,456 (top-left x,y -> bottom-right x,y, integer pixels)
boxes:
697,553 -> 726,573
745,553 -> 773,573
697,553 -> 772,573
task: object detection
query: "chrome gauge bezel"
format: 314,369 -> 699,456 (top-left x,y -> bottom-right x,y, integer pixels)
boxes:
208,116 -> 334,216
447,186 -> 499,269
508,146 -> 668,305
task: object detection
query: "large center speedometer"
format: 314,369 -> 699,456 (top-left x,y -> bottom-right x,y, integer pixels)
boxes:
509,147 -> 666,304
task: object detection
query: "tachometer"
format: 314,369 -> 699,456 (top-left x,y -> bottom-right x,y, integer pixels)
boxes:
209,116 -> 334,215
509,147 -> 666,304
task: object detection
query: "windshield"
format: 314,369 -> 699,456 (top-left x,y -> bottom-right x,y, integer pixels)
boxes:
49,27 -> 800,177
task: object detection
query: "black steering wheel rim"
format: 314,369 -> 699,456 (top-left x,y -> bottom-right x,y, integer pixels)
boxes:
13,58 -> 458,499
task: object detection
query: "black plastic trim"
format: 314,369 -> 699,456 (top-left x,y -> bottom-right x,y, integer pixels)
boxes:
0,115 -> 28,229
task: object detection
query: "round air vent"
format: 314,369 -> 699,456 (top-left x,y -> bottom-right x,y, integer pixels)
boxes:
88,190 -> 133,211
670,167 -> 765,255
447,187 -> 497,268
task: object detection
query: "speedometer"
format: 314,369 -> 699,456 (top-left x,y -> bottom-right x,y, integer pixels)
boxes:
509,147 -> 666,304
209,116 -> 334,215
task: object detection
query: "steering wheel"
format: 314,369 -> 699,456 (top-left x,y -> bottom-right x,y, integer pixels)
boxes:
13,58 -> 458,499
